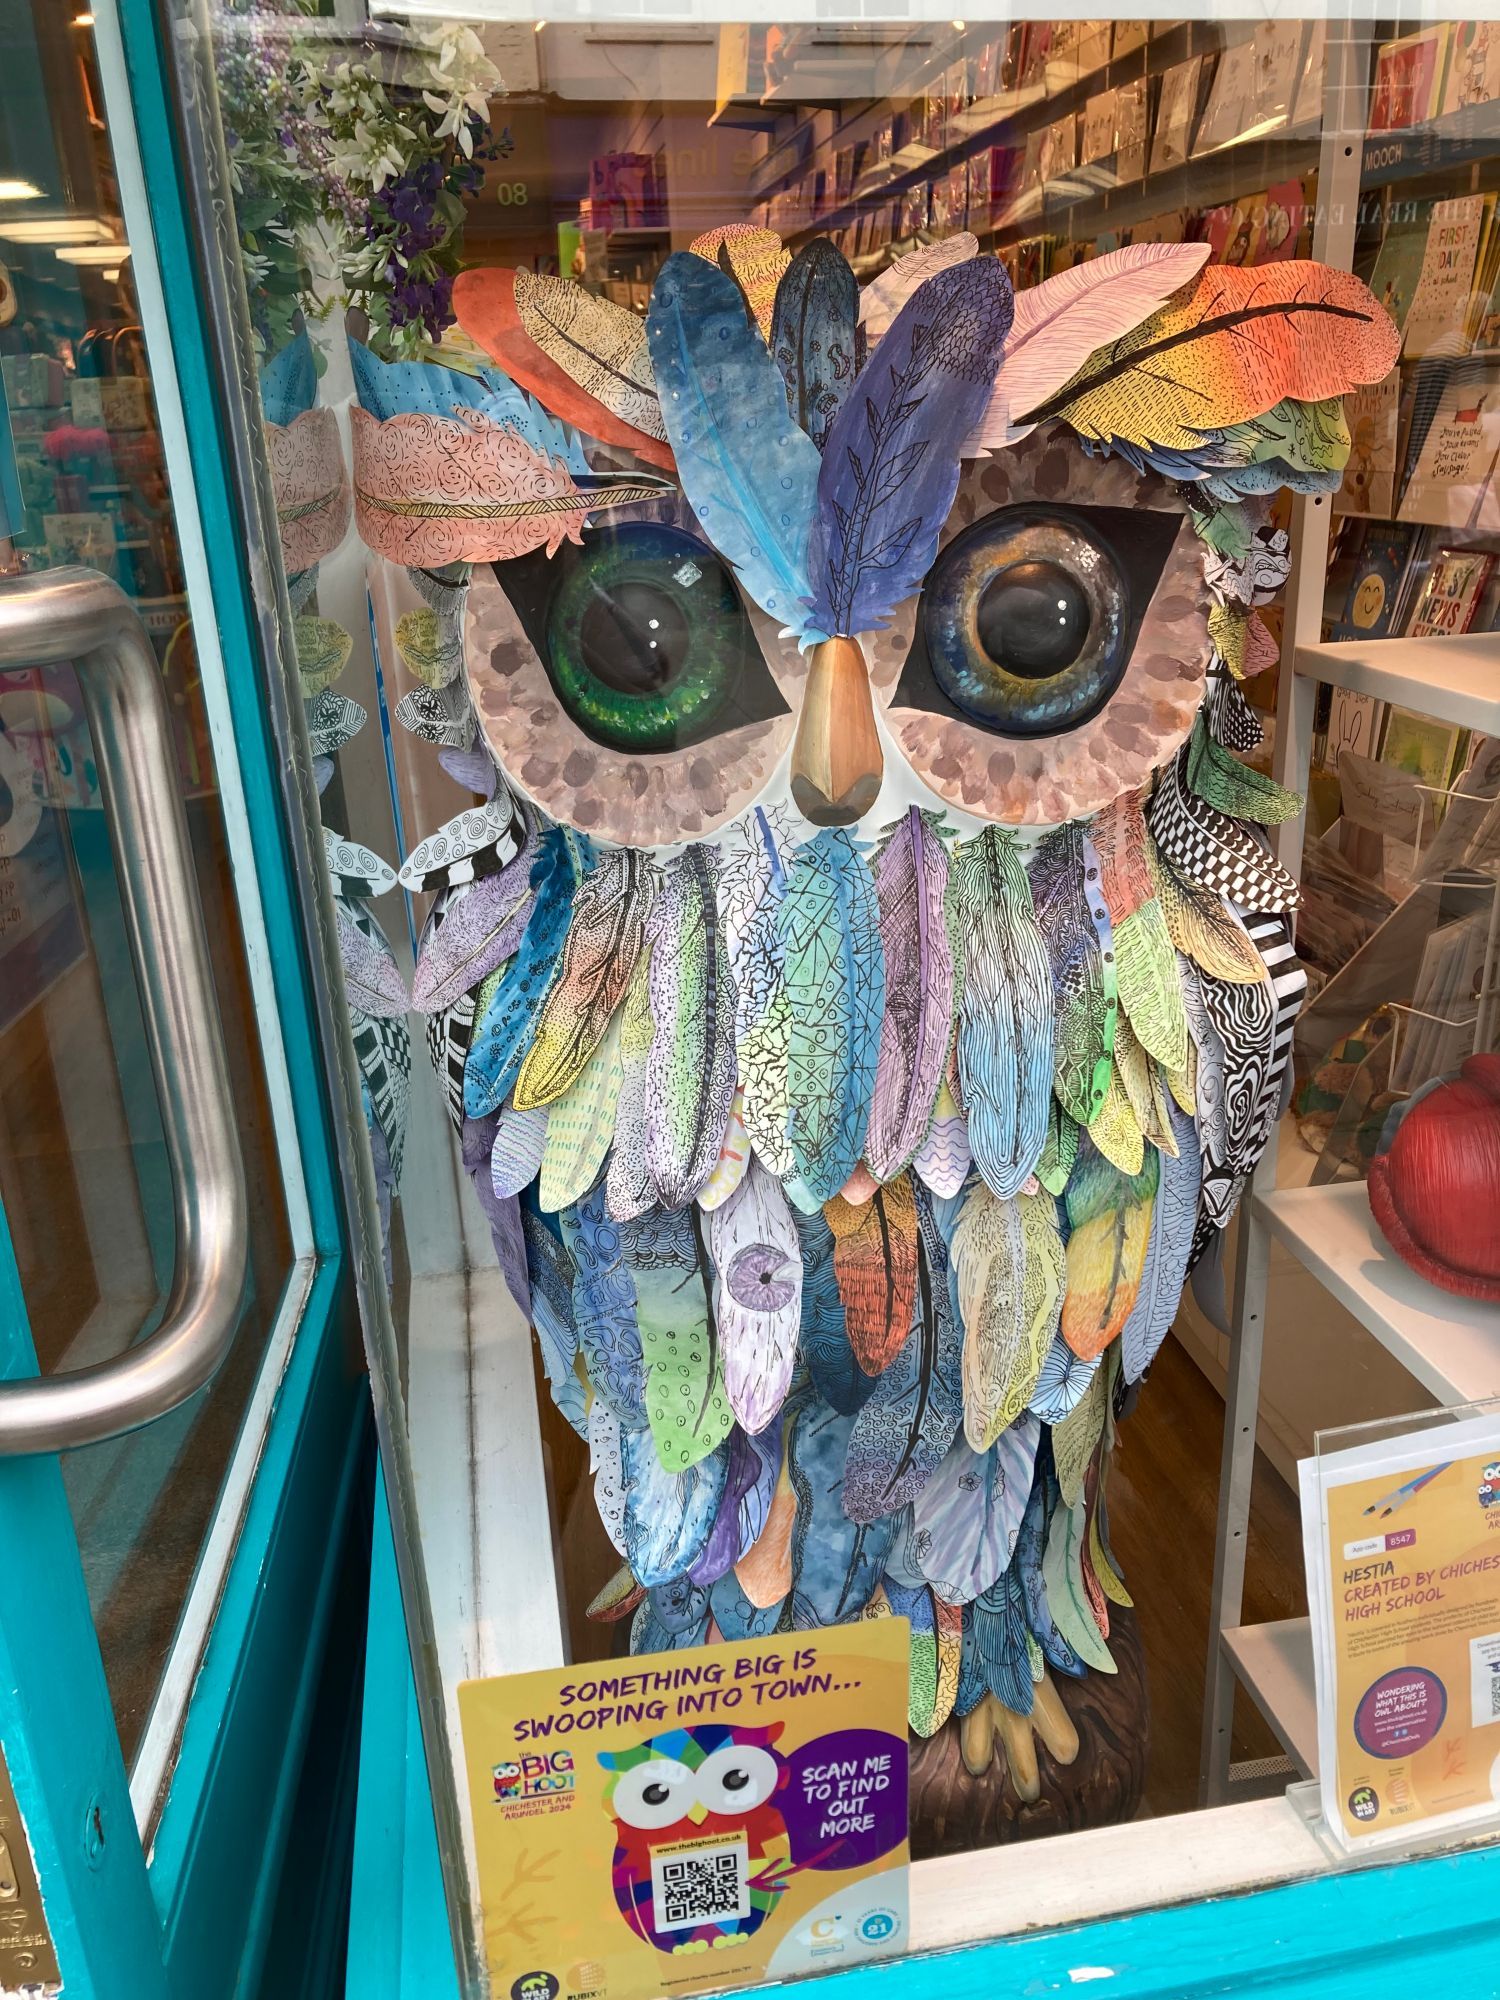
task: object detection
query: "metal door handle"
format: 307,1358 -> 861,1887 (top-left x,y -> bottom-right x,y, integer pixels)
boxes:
0,568 -> 247,1453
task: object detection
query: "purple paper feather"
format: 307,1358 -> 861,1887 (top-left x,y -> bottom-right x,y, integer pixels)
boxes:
411,836 -> 536,1014
334,900 -> 410,1018
866,806 -> 956,1181
491,1103 -> 549,1199
913,1098 -> 971,1198
806,257 -> 1013,637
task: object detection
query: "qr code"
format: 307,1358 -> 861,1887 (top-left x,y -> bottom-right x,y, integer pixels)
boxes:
650,1840 -> 750,1931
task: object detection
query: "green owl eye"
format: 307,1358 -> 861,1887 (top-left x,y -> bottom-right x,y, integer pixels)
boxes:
493,522 -> 788,756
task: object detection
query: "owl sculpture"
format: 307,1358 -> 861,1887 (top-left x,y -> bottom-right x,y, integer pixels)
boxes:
599,1723 -> 792,1952
323,227 -> 1400,1837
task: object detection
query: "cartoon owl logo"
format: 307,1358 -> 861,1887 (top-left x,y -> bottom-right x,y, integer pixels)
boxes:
598,1723 -> 791,1954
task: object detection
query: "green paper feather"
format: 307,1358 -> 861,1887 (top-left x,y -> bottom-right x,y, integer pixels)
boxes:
619,1203 -> 733,1473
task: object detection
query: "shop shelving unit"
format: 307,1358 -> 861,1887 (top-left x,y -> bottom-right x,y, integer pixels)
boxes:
1200,22 -> 1500,1802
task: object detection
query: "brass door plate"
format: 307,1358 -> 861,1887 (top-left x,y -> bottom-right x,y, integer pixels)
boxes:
0,1744 -> 60,1991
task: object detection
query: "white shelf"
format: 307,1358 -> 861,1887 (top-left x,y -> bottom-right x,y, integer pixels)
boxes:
1254,1181 -> 1500,1407
1222,1618 -> 1317,1777
1294,633 -> 1500,737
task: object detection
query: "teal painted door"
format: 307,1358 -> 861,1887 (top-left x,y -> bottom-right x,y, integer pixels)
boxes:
0,4 -> 370,1994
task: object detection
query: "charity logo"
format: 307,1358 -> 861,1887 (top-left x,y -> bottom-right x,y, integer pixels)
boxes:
511,1974 -> 559,2000
1348,1784 -> 1380,1823
494,1749 -> 575,1801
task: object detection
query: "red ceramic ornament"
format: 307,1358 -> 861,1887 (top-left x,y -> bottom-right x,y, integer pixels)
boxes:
1368,1053 -> 1500,1300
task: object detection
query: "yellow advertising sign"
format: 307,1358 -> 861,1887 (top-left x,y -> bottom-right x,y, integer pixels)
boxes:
459,1620 -> 910,2000
1306,1426 -> 1500,1849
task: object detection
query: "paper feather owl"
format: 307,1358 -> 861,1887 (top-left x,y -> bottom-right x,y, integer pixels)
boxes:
598,1723 -> 792,1952
331,230 -> 1399,1839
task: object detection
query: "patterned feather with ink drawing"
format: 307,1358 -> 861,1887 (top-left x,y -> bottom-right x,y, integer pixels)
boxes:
779,828 -> 885,1203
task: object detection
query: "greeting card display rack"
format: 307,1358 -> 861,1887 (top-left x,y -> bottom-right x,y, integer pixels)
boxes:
1201,21 -> 1500,1805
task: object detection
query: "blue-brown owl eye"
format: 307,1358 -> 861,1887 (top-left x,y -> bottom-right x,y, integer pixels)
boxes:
491,522 -> 788,755
899,503 -> 1182,740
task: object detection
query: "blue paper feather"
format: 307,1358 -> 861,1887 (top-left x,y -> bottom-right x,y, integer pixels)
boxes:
1121,1094 -> 1202,1381
913,1415 -> 1039,1606
346,333 -> 587,470
708,1567 -> 786,1641
259,325 -> 318,425
770,239 -> 859,452
843,1182 -> 964,1524
519,1204 -> 587,1436
621,1423 -> 728,1588
1016,1462 -> 1085,1678
464,829 -> 591,1119
647,252 -> 824,637
780,829 -> 885,1203
785,1394 -> 897,1626
807,258 -> 1013,637
960,1568 -> 1035,1716
559,1184 -> 646,1426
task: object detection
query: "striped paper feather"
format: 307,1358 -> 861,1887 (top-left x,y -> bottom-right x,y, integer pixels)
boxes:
913,1081 -> 972,1197
491,1103 -> 549,1201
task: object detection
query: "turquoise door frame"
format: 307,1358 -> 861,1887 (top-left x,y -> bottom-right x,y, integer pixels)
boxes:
0,2 -> 374,1994
351,1472 -> 1500,1999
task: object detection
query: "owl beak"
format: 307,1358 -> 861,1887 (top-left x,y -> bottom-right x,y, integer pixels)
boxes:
790,635 -> 883,828
685,1801 -> 710,1826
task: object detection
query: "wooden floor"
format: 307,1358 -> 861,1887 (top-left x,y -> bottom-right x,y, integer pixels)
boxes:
1108,1330 -> 1307,1817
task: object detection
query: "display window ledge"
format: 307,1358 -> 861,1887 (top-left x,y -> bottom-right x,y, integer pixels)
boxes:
352,1457 -> 1500,2000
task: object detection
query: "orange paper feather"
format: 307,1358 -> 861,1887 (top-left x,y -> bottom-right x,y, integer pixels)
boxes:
1032,262 -> 1401,453
824,1174 -> 919,1375
452,267 -> 675,471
